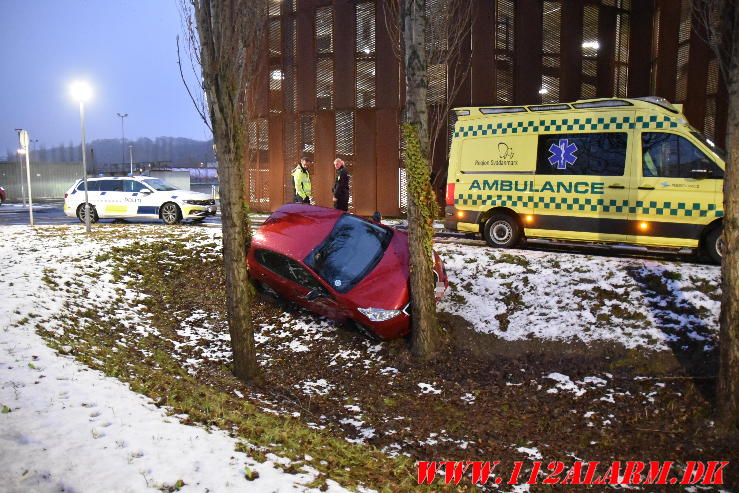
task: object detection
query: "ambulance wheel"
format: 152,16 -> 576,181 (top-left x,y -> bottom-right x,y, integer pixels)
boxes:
76,203 -> 98,224
483,213 -> 521,248
703,226 -> 723,264
160,202 -> 182,225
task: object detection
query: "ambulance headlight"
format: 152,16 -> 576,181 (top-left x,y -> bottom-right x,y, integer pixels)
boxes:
358,307 -> 402,322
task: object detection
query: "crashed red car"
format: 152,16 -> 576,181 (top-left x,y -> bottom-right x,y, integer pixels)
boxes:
247,204 -> 448,340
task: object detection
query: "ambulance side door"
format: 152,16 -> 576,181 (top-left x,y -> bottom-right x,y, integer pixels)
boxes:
630,131 -> 724,247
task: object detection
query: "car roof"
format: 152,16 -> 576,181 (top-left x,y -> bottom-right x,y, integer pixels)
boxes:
252,204 -> 348,260
84,176 -> 152,181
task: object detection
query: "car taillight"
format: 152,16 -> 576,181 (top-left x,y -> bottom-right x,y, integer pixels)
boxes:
445,183 -> 455,206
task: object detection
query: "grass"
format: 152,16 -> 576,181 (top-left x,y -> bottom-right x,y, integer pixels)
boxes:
32,232 -> 464,493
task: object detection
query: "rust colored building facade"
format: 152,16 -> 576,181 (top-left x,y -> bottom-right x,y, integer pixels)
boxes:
247,0 -> 728,215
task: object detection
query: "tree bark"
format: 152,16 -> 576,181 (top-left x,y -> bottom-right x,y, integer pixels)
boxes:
192,0 -> 262,381
718,0 -> 739,430
403,0 -> 445,359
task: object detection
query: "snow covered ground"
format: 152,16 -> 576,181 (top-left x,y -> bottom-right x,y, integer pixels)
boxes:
0,224 -> 724,492
0,225 -> 349,493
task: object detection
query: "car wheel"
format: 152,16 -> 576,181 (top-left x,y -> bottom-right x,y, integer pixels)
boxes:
703,225 -> 723,264
483,213 -> 520,248
160,202 -> 182,225
76,203 -> 98,224
253,279 -> 279,299
351,320 -> 382,342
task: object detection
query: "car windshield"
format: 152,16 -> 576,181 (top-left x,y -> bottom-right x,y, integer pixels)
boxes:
143,179 -> 179,191
690,131 -> 727,161
304,214 -> 393,294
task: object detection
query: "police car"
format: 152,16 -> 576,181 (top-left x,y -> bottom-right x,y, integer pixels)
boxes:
445,97 -> 725,263
64,176 -> 217,224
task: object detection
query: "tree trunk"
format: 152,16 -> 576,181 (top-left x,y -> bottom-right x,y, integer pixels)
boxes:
193,0 -> 259,381
718,0 -> 739,430
403,0 -> 445,359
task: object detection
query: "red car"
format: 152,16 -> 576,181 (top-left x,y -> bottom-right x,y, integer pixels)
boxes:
247,204 -> 448,340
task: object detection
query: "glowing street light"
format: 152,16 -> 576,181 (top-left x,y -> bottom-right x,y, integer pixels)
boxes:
71,80 -> 93,232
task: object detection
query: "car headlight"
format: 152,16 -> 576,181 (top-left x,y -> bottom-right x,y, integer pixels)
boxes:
358,307 -> 402,322
183,200 -> 200,205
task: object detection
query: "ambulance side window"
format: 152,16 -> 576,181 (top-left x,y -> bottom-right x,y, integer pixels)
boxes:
641,133 -> 724,179
536,133 -> 627,176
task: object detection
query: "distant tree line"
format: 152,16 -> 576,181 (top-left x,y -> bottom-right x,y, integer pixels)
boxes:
5,137 -> 216,168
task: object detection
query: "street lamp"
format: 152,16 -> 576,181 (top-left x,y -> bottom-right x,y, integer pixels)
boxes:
117,112 -> 128,169
71,81 -> 92,233
128,144 -> 134,175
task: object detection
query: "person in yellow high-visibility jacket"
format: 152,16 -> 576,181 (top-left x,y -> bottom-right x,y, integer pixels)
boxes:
292,155 -> 312,204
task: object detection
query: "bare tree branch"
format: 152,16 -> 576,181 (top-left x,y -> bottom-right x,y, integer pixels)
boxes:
177,35 -> 212,132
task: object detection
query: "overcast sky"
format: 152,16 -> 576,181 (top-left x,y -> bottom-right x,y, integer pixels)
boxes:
0,0 -> 210,156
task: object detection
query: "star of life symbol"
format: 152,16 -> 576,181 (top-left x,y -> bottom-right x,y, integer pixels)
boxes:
548,139 -> 578,169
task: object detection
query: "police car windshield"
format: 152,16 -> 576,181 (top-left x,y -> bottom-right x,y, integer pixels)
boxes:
143,179 -> 179,191
304,214 -> 393,294
690,131 -> 727,161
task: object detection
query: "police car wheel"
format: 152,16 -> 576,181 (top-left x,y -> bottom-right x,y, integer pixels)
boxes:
704,226 -> 723,264
161,202 -> 182,225
76,203 -> 98,224
483,214 -> 520,248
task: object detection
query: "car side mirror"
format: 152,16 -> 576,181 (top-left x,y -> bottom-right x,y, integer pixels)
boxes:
306,288 -> 328,301
689,168 -> 710,179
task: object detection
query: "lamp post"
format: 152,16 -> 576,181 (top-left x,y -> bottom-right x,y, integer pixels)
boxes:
117,112 -> 128,170
128,144 -> 134,175
71,81 -> 93,233
16,130 -> 34,226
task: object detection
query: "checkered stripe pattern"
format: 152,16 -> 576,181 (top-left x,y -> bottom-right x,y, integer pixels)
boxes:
455,194 -> 724,217
453,115 -> 678,138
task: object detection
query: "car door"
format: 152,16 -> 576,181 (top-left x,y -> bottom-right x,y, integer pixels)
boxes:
533,128 -> 632,243
253,249 -> 342,320
630,131 -> 724,247
121,179 -> 156,217
97,179 -> 125,218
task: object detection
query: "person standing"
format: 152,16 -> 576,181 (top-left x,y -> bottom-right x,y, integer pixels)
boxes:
332,158 -> 350,211
292,155 -> 312,204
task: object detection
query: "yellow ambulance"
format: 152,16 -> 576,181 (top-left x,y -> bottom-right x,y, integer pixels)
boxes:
444,97 -> 725,263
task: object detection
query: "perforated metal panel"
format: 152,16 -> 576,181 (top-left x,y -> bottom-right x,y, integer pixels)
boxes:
356,60 -> 376,108
269,19 -> 281,57
356,2 -> 375,55
675,0 -> 691,102
269,1 -> 281,17
428,64 -> 447,105
581,3 -> 599,99
398,168 -> 408,214
317,58 -> 334,110
283,18 -> 297,113
284,116 -> 299,196
426,0 -> 448,54
300,113 -> 315,154
613,6 -> 630,98
335,111 -> 354,157
316,7 -> 333,54
704,58 -> 719,140
650,5 -> 661,94
542,1 -> 561,103
495,0 -> 515,104
270,64 -> 283,112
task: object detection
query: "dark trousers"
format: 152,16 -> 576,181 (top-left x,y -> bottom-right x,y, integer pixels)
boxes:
294,195 -> 310,204
334,196 -> 349,211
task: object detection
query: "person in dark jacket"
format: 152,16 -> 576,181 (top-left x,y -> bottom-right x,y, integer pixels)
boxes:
332,158 -> 350,211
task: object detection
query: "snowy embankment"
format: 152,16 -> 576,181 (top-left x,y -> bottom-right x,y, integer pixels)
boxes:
436,242 -> 720,351
0,225 -> 349,493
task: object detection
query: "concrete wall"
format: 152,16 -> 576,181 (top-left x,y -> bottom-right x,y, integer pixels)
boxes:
0,161 -> 84,201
